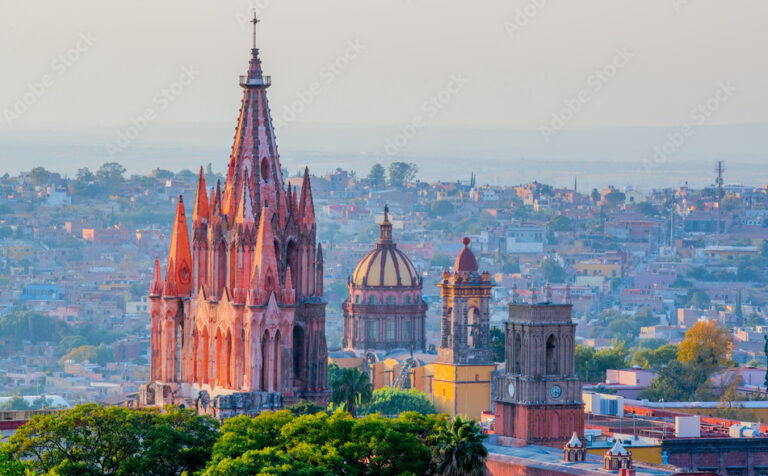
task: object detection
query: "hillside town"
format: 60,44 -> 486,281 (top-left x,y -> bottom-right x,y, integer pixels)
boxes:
1,160 -> 766,408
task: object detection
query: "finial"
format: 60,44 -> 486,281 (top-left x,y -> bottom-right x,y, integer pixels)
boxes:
462,236 -> 471,246
251,12 -> 260,50
545,281 -> 552,302
565,281 -> 572,304
384,204 -> 389,222
511,282 -> 518,304
530,284 -> 537,305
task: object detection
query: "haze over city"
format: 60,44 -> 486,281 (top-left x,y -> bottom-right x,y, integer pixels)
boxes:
2,1 -> 767,189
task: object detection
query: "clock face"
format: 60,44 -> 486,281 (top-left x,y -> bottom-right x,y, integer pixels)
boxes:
507,383 -> 515,398
550,385 -> 562,399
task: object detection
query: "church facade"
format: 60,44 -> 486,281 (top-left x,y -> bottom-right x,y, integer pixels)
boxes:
139,21 -> 328,416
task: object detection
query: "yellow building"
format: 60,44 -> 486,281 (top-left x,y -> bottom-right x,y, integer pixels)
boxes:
574,260 -> 622,278
432,361 -> 496,419
431,237 -> 496,419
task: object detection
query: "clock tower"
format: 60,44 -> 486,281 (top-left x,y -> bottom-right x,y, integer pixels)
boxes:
492,297 -> 583,446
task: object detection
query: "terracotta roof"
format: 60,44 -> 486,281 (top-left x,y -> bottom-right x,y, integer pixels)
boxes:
454,237 -> 478,273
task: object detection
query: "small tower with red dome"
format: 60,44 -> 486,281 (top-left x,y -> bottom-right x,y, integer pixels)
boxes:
432,237 -> 496,418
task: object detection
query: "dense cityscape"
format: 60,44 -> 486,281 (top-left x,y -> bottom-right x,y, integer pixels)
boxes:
3,3 -> 768,475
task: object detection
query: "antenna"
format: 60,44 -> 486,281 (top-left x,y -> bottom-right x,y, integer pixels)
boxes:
715,161 -> 725,235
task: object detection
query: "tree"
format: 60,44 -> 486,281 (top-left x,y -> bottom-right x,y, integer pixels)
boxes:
678,320 -> 734,375
367,163 -> 386,189
490,327 -> 505,362
540,258 -> 565,283
430,200 -> 455,217
435,416 -> 488,476
202,410 -> 445,476
432,253 -> 453,269
359,387 -> 436,416
96,162 -> 126,188
636,202 -> 659,217
389,162 -> 418,188
631,344 -> 678,369
1,394 -> 29,411
287,400 -> 325,416
685,288 -> 711,309
639,360 -> 709,402
8,404 -> 219,475
575,343 -> 629,383
29,166 -> 51,185
329,367 -> 372,417
76,167 -> 95,182
502,256 -> 520,274
546,215 -> 572,233
0,447 -> 24,476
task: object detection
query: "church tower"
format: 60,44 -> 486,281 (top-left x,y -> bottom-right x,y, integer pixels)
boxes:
140,16 -> 328,417
432,238 -> 496,419
492,296 -> 584,446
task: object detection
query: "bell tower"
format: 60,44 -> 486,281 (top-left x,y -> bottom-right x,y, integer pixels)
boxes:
432,237 -> 496,419
492,297 -> 584,446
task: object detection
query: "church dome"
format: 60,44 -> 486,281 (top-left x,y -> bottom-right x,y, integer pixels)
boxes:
351,207 -> 420,287
454,237 -> 478,273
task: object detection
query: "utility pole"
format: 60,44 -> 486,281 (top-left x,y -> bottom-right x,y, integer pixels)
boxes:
715,161 -> 725,235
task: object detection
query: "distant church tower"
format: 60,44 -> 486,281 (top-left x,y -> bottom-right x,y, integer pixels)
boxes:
492,297 -> 583,446
432,238 -> 496,418
139,16 -> 328,417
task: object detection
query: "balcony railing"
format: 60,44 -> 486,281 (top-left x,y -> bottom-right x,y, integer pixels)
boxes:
239,75 -> 272,87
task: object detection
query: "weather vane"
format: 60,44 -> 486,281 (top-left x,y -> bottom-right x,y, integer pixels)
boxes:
251,12 -> 260,49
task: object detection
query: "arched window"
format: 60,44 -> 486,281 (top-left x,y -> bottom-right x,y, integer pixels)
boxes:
368,295 -> 377,305
293,325 -> 305,382
467,307 -> 480,349
369,321 -> 377,340
355,295 -> 360,304
386,295 -> 395,306
546,334 -> 558,375
261,158 -> 269,183
404,295 -> 411,305
514,333 -> 522,374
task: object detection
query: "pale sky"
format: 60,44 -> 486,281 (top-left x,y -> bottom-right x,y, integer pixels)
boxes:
1,1 -> 767,187
2,0 -> 767,130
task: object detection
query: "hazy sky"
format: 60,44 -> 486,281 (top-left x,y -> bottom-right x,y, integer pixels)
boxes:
1,1 -> 767,186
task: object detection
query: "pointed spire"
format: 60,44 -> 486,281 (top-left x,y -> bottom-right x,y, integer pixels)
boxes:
214,180 -> 223,216
530,284 -> 538,305
150,257 -> 163,296
299,167 -> 316,229
166,196 -> 193,296
235,179 -> 254,225
511,281 -> 518,304
565,281 -> 572,305
193,166 -> 209,224
254,204 -> 279,300
208,186 -> 216,217
545,281 -> 552,302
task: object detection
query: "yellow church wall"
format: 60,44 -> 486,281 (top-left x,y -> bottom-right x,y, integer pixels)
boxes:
587,446 -> 662,465
431,362 -> 495,419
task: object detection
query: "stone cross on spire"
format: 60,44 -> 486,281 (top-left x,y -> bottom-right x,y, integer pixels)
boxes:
251,12 -> 260,50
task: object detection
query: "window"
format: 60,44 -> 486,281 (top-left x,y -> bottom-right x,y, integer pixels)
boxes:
403,321 -> 411,340
546,335 -> 558,374
404,295 -> 411,305
355,295 -> 360,304
386,295 -> 395,306
386,321 -> 395,340
369,321 -> 377,340
369,295 -> 377,305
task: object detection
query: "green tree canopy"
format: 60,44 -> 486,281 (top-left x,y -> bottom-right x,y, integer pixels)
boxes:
490,327 -> 505,362
29,166 -> 51,185
202,410 -> 447,476
540,258 -> 566,283
435,415 -> 488,476
430,200 -> 455,217
329,366 -> 372,417
8,404 -> 218,475
359,387 -> 436,416
389,162 -> 418,188
639,361 -> 709,402
367,163 -> 386,189
575,343 -> 629,383
631,344 -> 678,369
96,162 -> 126,188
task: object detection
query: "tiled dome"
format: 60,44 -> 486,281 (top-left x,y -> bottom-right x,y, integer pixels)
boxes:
352,206 -> 419,287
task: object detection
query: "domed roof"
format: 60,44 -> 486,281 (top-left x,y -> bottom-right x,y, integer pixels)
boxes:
351,206 -> 420,288
454,237 -> 478,273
